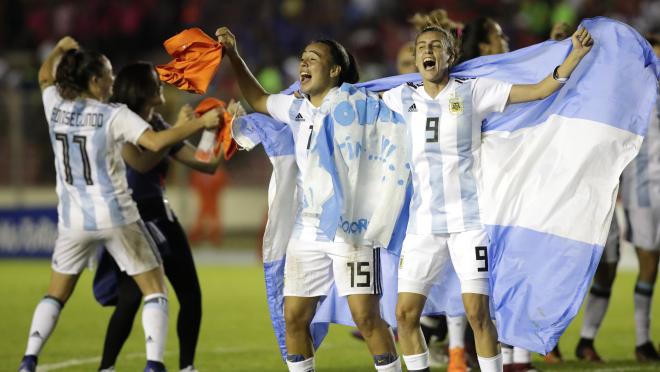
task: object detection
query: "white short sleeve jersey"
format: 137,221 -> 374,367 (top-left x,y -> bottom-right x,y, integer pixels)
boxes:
382,77 -> 512,234
43,86 -> 150,230
267,89 -> 342,241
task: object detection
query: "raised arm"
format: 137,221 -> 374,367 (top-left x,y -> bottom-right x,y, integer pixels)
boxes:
508,28 -> 593,104
137,108 -> 219,152
39,36 -> 80,91
215,27 -> 270,114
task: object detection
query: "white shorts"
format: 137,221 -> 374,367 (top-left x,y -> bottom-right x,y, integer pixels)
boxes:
625,206 -> 660,251
398,229 -> 490,296
52,220 -> 161,275
603,214 -> 620,263
283,238 -> 382,298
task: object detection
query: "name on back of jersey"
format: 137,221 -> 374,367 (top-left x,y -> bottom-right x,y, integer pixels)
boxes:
51,107 -> 104,128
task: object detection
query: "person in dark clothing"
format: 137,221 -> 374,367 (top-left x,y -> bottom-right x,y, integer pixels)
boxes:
93,62 -> 241,372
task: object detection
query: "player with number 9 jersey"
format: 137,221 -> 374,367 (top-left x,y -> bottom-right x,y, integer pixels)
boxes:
383,23 -> 594,372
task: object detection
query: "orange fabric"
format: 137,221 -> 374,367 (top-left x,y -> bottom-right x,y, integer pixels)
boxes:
156,28 -> 222,94
194,97 -> 238,160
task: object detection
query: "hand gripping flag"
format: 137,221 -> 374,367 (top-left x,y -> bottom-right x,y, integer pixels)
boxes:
232,17 -> 659,358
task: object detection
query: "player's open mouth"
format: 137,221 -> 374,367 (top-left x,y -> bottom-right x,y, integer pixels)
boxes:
423,58 -> 436,70
300,72 -> 312,84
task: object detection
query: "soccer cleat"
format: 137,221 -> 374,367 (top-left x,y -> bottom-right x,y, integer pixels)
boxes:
99,368 -> 115,372
179,366 -> 198,372
448,347 -> 469,372
18,355 -> 37,372
543,345 -> 562,363
635,342 -> 660,362
144,360 -> 167,372
575,339 -> 603,362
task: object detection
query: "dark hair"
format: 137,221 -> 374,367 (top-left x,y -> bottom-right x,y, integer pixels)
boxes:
414,25 -> 461,67
310,39 -> 360,85
458,17 -> 493,63
647,33 -> 660,48
55,49 -> 107,100
110,62 -> 160,113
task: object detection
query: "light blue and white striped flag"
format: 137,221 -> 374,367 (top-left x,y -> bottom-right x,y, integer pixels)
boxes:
233,17 -> 659,358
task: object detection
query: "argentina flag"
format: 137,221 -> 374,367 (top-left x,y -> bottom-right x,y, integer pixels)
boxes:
233,16 -> 659,358
361,17 -> 658,353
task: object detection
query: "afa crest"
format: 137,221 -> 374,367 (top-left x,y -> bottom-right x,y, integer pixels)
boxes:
448,95 -> 464,115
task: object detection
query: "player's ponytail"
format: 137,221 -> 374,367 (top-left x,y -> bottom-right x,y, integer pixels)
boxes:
313,39 -> 360,85
55,49 -> 106,100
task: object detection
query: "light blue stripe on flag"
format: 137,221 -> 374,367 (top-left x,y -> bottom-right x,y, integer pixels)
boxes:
485,224 -> 603,353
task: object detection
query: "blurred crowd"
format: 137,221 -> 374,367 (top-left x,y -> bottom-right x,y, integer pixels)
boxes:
0,0 -> 659,186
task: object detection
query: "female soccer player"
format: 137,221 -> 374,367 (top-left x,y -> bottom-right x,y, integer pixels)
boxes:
382,24 -> 593,372
18,37 -> 218,372
95,62 -> 240,372
215,27 -> 401,372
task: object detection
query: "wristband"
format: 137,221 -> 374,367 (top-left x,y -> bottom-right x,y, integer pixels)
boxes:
553,65 -> 568,84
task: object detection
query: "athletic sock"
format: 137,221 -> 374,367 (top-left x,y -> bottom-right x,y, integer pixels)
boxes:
374,355 -> 402,371
286,356 -> 315,372
634,281 -> 654,346
142,293 -> 168,363
580,284 -> 611,339
402,350 -> 429,371
477,354 -> 503,372
24,296 -> 63,356
513,347 -> 531,364
501,344 -> 513,365
447,315 -> 467,348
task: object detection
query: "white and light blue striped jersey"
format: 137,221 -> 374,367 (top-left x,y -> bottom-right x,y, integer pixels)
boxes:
267,88 -> 343,242
383,77 -> 511,234
622,100 -> 660,209
42,86 -> 150,230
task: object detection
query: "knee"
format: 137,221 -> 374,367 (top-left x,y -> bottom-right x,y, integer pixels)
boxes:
351,309 -> 380,333
122,292 -> 143,311
178,285 -> 202,309
284,307 -> 313,333
465,306 -> 491,333
395,303 -> 421,330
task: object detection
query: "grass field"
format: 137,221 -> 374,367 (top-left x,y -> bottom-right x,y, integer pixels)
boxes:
1,260 -> 659,371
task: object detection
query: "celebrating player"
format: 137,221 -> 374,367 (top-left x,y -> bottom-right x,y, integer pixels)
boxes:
215,27 -> 401,372
18,37 -> 218,372
382,23 -> 594,372
94,62 -> 240,372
